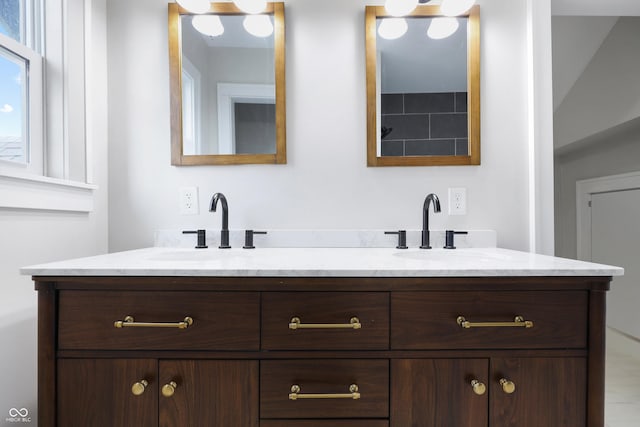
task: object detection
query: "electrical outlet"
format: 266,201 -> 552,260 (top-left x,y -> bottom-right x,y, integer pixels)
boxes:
179,186 -> 199,215
449,187 -> 467,215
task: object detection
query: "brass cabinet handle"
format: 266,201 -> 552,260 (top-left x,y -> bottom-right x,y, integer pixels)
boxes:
289,384 -> 361,400
114,315 -> 194,329
131,379 -> 149,396
162,381 -> 178,397
500,378 -> 516,394
470,379 -> 486,396
288,316 -> 362,330
456,315 -> 534,329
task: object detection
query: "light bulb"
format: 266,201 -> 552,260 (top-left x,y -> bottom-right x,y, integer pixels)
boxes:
427,17 -> 459,39
176,0 -> 210,14
384,0 -> 418,17
378,18 -> 408,40
234,0 -> 267,14
192,15 -> 224,37
440,0 -> 475,17
243,15 -> 274,38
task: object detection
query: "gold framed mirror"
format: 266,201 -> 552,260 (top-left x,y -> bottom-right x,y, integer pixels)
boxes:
169,2 -> 286,166
365,5 -> 480,166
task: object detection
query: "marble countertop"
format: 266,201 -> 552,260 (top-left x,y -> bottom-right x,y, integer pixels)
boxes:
21,247 -> 624,277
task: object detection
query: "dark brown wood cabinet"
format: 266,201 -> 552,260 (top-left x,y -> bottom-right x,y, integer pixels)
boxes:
35,276 -> 610,427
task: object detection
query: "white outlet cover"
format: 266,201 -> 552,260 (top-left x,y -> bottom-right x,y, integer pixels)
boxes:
448,187 -> 467,215
179,186 -> 199,215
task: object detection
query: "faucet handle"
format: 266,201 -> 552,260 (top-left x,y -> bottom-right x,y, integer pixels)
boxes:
444,230 -> 468,249
244,230 -> 267,249
385,230 -> 408,249
182,230 -> 208,249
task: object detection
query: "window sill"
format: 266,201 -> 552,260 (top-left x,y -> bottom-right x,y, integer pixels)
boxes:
0,170 -> 97,212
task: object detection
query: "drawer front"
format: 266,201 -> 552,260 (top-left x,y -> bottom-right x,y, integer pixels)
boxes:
58,291 -> 260,350
261,422 -> 388,427
262,292 -> 389,350
391,291 -> 588,349
260,360 -> 389,419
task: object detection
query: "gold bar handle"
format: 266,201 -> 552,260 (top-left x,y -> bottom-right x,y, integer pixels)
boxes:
289,384 -> 360,400
456,315 -> 533,329
114,315 -> 194,329
289,316 -> 361,330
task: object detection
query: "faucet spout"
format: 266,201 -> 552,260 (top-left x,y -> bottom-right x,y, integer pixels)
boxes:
210,193 -> 230,248
421,193 -> 441,249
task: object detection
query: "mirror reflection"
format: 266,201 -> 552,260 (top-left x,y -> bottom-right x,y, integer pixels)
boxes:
169,3 -> 286,166
366,6 -> 480,166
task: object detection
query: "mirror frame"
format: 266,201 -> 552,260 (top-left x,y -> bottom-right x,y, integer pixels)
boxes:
365,5 -> 480,166
169,2 -> 286,165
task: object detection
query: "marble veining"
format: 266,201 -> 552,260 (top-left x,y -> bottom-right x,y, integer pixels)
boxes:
21,246 -> 624,277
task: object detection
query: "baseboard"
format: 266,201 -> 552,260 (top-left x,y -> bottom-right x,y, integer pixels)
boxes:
607,327 -> 640,360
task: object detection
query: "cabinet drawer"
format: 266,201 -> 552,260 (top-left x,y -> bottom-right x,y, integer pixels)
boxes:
391,291 -> 587,349
260,360 -> 389,419
262,292 -> 389,350
261,422 -> 388,427
58,291 -> 260,350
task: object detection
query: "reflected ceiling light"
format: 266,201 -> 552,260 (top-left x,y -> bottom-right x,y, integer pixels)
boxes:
192,15 -> 224,37
176,0 -> 210,14
384,0 -> 418,17
427,17 -> 459,39
234,0 -> 267,14
378,18 -> 408,40
440,0 -> 475,17
243,15 -> 274,37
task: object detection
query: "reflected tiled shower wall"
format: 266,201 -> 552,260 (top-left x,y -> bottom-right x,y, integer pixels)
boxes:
381,92 -> 468,156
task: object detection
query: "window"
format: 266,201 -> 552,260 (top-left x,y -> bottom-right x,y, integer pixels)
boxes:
0,0 -> 43,174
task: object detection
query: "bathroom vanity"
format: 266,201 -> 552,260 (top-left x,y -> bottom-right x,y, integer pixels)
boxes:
25,247 -> 622,427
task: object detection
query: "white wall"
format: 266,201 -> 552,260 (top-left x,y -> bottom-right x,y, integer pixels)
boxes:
108,0 -> 533,252
554,17 -> 640,149
0,0 -> 109,422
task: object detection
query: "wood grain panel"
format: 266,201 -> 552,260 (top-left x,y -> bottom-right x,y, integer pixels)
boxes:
262,292 -> 389,350
261,359 -> 389,419
159,360 -> 258,427
392,291 -> 588,349
391,359 -> 488,427
57,359 -> 157,427
490,357 -> 586,427
58,291 -> 260,350
261,421 -> 388,427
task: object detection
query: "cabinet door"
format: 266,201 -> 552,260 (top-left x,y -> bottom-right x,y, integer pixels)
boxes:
57,359 -> 157,427
391,359 -> 489,427
490,358 -> 586,427
159,360 -> 258,427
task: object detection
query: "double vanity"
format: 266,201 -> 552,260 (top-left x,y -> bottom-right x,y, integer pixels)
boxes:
24,243 -> 622,427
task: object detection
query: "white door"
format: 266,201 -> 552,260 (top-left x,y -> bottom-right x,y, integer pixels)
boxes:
578,172 -> 640,340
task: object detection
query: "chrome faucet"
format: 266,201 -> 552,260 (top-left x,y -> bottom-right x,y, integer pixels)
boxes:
420,193 -> 441,249
210,193 -> 231,249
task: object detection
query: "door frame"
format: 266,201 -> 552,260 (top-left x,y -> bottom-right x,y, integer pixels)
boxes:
576,171 -> 640,261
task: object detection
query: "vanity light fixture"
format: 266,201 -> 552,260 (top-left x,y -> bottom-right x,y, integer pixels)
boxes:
440,0 -> 476,16
384,0 -> 418,17
427,17 -> 459,39
176,0 -> 210,14
192,15 -> 225,37
233,0 -> 267,14
378,17 -> 409,40
243,15 -> 274,37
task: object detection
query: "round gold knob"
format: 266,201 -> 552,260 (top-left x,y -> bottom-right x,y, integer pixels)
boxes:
500,378 -> 516,394
470,379 -> 486,395
131,379 -> 149,396
162,381 -> 178,397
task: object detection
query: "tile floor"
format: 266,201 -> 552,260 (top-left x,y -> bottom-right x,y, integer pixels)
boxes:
605,346 -> 640,427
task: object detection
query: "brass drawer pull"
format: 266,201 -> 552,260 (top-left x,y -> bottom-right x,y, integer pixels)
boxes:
470,379 -> 486,395
500,378 -> 516,394
288,316 -> 362,330
114,315 -> 194,329
131,379 -> 149,396
162,381 -> 178,397
456,315 -> 533,329
289,384 -> 360,400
